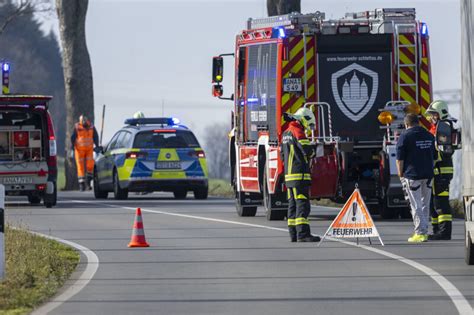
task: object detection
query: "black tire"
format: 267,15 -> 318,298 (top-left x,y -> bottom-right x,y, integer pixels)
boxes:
44,183 -> 57,208
236,202 -> 257,217
235,189 -> 257,217
263,173 -> 286,221
93,171 -> 108,199
113,170 -> 128,200
173,190 -> 187,199
466,230 -> 474,265
51,183 -> 57,206
28,195 -> 41,204
194,187 -> 208,200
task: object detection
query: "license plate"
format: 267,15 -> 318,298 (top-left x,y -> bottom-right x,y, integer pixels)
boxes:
3,176 -> 33,184
283,78 -> 302,92
155,161 -> 181,169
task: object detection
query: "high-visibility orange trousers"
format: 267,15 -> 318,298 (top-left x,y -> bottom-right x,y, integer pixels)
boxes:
74,148 -> 94,183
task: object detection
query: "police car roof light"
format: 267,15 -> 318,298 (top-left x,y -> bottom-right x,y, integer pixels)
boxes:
124,117 -> 179,126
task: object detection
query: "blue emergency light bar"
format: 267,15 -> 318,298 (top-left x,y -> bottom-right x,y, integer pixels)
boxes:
124,117 -> 181,126
271,27 -> 286,39
420,23 -> 428,36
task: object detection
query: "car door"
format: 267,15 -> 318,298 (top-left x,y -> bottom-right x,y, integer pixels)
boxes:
101,131 -> 122,188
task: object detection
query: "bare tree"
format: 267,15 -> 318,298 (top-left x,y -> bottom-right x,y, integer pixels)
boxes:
203,123 -> 230,180
56,0 -> 94,190
267,0 -> 301,17
0,0 -> 53,36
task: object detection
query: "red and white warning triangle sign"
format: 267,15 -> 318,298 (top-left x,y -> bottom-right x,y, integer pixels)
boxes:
319,188 -> 384,246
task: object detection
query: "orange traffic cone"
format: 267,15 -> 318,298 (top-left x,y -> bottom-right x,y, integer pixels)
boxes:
128,208 -> 150,247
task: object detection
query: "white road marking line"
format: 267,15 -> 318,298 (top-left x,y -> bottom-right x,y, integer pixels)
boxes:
29,232 -> 99,315
68,199 -> 473,315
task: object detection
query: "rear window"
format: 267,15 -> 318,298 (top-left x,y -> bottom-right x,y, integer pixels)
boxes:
0,110 -> 44,162
133,130 -> 200,149
0,111 -> 43,129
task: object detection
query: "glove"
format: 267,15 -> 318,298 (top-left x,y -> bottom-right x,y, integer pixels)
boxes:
69,150 -> 74,160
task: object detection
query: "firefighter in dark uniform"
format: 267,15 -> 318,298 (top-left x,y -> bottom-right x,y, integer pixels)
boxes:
281,107 -> 320,242
426,100 -> 455,240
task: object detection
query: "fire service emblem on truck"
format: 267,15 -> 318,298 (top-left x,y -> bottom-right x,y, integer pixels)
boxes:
331,63 -> 379,122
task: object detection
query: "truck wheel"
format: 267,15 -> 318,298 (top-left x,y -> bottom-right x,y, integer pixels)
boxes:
28,195 -> 41,204
113,170 -> 128,200
194,187 -> 208,200
43,183 -> 57,208
236,201 -> 257,217
466,229 -> 474,265
232,165 -> 257,217
173,190 -> 187,199
263,173 -> 286,221
94,171 -> 108,199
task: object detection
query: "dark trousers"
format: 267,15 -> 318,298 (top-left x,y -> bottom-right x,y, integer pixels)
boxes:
430,176 -> 452,237
287,185 -> 311,240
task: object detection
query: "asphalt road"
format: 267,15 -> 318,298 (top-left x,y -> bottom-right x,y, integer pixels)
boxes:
5,191 -> 474,315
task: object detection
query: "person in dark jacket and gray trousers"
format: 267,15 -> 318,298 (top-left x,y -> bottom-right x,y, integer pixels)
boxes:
396,113 -> 437,243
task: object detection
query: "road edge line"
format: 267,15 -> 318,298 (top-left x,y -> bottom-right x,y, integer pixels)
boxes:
29,231 -> 99,315
69,199 -> 473,315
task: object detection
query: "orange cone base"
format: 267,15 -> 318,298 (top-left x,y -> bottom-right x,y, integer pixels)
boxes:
128,242 -> 150,248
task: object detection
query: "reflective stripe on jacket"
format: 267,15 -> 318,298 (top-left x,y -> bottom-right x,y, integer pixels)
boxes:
280,121 -> 314,187
74,123 -> 94,150
429,122 -> 454,178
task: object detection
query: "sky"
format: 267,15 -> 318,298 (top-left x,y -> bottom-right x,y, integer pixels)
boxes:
40,0 -> 461,143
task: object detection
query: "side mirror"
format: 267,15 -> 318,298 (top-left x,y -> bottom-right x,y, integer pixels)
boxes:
212,56 -> 223,83
94,146 -> 104,154
435,121 -> 453,154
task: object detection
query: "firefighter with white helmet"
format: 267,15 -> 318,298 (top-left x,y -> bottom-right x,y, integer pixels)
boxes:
281,107 -> 320,242
426,100 -> 455,240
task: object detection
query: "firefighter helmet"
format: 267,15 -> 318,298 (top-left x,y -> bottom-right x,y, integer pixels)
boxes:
133,111 -> 145,119
294,107 -> 316,132
426,100 -> 450,120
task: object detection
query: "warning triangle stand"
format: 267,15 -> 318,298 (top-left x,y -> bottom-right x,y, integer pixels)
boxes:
319,188 -> 384,246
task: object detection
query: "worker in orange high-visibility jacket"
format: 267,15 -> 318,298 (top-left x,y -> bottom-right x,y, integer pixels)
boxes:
71,115 -> 99,191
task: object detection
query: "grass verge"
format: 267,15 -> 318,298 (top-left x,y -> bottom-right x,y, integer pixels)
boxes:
208,179 -> 233,198
0,226 -> 80,315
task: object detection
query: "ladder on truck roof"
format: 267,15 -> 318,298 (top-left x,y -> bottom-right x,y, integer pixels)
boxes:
247,11 -> 325,30
394,22 -> 420,104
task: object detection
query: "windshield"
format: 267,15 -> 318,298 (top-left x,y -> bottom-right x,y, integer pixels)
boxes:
133,130 -> 200,149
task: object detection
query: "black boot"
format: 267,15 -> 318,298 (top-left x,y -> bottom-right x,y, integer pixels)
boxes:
289,227 -> 297,243
429,221 -> 452,240
297,235 -> 321,242
79,182 -> 86,192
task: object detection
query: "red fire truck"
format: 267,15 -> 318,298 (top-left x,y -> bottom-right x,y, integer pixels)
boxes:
212,8 -> 434,220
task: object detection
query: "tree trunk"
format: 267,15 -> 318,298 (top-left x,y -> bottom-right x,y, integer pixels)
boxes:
267,0 -> 301,17
56,0 -> 94,190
